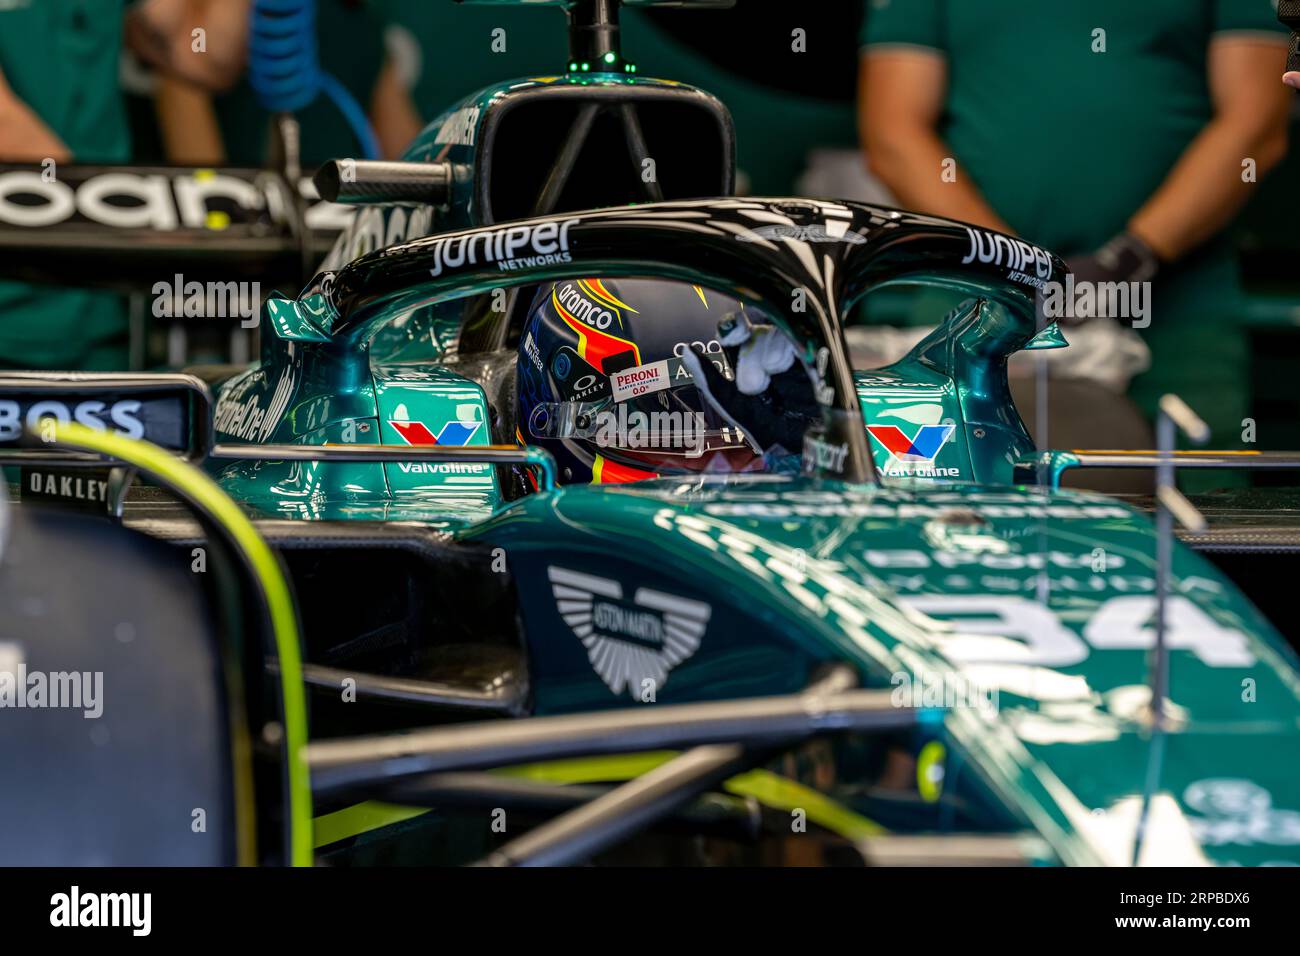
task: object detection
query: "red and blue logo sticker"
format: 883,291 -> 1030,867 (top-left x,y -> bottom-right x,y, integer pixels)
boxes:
388,420 -> 482,445
867,423 -> 954,463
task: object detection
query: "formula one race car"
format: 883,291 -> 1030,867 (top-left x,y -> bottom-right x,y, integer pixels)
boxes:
2,0 -> 1299,868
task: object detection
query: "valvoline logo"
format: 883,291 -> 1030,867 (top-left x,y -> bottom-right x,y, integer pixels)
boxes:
867,423 -> 953,461
867,423 -> 959,477
389,420 -> 481,445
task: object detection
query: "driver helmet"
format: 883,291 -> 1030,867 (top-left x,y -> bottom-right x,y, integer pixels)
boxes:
516,277 -> 802,485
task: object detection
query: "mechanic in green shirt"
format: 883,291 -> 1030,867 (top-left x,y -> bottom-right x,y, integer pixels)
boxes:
0,0 -> 131,370
858,0 -> 1291,473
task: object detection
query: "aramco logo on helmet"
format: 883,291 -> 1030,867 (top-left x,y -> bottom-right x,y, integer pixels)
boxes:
557,282 -> 615,329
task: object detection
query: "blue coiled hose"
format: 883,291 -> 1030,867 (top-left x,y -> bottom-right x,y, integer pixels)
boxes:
247,0 -> 381,159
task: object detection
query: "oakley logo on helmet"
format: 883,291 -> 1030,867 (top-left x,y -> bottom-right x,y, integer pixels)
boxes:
549,347 -> 610,402
427,217 -> 578,277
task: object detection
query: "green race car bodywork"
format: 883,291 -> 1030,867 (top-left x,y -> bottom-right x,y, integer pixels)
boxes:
198,185 -> 1300,866
5,2 -> 1298,866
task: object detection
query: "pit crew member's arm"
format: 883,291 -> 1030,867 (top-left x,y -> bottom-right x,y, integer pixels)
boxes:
0,65 -> 70,162
155,75 -> 226,165
126,0 -> 251,92
858,48 -> 1013,235
370,56 -> 424,161
1126,35 -> 1290,262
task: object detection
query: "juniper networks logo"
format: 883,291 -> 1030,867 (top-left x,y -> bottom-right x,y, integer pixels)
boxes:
867,423 -> 959,478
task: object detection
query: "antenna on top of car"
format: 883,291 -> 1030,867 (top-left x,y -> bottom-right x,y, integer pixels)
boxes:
1130,393 -> 1209,866
565,0 -> 629,74
452,0 -> 736,77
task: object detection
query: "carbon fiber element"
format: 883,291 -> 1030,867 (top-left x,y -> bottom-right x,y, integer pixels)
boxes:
313,160 -> 453,205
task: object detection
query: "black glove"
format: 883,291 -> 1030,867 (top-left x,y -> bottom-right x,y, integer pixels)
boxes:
1279,0 -> 1300,75
680,316 -> 818,455
1060,232 -> 1162,325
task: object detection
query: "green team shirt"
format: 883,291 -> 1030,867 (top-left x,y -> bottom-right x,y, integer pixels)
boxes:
863,0 -> 1286,481
861,0 -> 1286,258
0,0 -> 129,370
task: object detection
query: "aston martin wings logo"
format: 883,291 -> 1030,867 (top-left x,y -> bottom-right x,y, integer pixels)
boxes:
735,224 -> 867,244
547,566 -> 712,697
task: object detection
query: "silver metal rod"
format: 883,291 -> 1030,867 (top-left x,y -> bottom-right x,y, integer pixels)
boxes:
473,670 -> 857,866
307,688 -> 922,797
1158,394 -> 1210,443
106,465 -> 136,519
295,661 -> 529,716
0,439 -> 556,488
1156,485 -> 1207,533
1134,393 -> 1209,866
1153,411 -> 1174,730
1068,451 -> 1300,469
211,442 -> 535,463
371,772 -> 763,842
476,743 -> 749,867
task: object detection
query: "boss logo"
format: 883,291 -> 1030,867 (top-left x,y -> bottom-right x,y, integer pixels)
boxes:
0,399 -> 145,442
